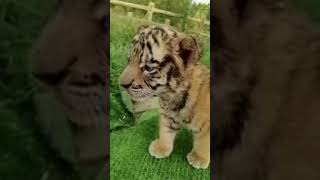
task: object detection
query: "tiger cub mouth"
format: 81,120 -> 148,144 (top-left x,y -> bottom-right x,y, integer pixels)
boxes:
127,91 -> 154,102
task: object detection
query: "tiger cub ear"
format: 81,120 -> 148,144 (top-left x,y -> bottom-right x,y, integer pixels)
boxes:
171,35 -> 201,66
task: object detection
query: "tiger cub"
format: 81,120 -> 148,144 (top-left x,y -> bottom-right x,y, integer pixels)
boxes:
120,25 -> 210,169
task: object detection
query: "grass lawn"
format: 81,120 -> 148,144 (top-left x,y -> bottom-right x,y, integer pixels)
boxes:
110,115 -> 210,180
109,15 -> 210,179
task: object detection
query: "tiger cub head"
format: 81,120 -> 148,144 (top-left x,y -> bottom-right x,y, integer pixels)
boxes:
120,25 -> 201,102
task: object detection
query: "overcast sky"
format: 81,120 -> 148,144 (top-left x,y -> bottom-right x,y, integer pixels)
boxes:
193,0 -> 210,4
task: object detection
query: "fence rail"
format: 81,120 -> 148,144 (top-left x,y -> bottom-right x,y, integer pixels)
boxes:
110,0 -> 210,37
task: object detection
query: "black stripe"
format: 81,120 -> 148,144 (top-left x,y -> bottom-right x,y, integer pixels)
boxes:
131,39 -> 138,45
162,113 -> 178,124
147,42 -> 152,54
172,90 -> 188,111
159,102 -> 166,109
166,66 -> 173,87
153,27 -> 165,36
139,52 -> 143,62
166,123 -> 180,131
132,48 -> 138,58
146,30 -> 153,38
160,55 -> 172,68
183,118 -> 191,124
139,32 -> 145,40
150,83 -> 160,90
168,125 -> 180,131
166,65 -> 181,91
166,65 -> 179,85
140,41 -> 145,50
180,48 -> 192,67
143,78 -> 150,87
149,58 -> 160,64
150,80 -> 167,90
152,34 -> 159,46
172,30 -> 177,38
144,64 -> 154,71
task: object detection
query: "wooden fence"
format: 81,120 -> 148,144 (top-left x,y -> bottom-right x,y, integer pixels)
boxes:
110,0 -> 210,37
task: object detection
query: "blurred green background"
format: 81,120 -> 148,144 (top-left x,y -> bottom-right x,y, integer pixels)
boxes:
0,0 -> 70,179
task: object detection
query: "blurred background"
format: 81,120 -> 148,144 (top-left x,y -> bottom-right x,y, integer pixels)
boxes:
0,0 -> 67,179
110,0 -> 210,179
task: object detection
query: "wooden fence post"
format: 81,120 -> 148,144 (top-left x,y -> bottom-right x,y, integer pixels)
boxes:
146,2 -> 155,22
110,0 -> 210,36
199,16 -> 205,36
165,19 -> 170,26
127,11 -> 133,18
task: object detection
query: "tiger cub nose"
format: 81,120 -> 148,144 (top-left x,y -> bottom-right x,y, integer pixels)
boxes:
120,81 -> 141,89
120,82 -> 131,89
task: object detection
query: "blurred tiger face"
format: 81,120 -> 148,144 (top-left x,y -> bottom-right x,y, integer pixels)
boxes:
119,26 -> 200,102
32,0 -> 108,127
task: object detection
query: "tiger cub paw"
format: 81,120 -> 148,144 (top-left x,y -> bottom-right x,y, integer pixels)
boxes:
187,151 -> 209,169
149,139 -> 173,158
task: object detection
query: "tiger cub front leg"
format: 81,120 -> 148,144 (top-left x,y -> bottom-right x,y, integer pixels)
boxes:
149,114 -> 180,158
187,125 -> 210,169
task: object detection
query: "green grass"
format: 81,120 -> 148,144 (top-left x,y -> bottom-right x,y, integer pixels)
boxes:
110,15 -> 210,179
110,17 -> 137,130
0,0 -> 75,179
110,115 -> 210,180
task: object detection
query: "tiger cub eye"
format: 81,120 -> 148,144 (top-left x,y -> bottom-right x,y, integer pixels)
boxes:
144,64 -> 154,72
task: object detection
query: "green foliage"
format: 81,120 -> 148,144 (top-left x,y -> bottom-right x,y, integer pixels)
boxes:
123,0 -> 192,15
191,3 -> 210,19
292,0 -> 320,23
110,0 -> 210,33
0,0 -> 62,179
110,17 -> 138,130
